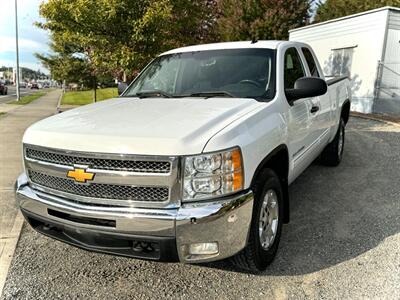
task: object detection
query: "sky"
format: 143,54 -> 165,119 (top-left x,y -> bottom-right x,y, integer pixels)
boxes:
0,0 -> 49,73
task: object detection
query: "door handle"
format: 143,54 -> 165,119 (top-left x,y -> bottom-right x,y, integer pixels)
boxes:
310,106 -> 320,113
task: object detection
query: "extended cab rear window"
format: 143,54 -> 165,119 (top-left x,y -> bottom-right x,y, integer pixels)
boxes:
123,49 -> 276,101
302,47 -> 320,78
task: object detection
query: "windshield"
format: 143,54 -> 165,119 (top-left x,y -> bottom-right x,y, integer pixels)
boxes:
123,48 -> 276,100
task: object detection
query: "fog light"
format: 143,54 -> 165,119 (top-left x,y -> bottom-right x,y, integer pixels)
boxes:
188,242 -> 219,255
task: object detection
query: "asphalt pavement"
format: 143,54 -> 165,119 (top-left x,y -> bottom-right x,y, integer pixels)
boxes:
1,117 -> 400,299
0,86 -> 41,104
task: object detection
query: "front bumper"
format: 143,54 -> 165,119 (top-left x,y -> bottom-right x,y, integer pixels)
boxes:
15,173 -> 254,263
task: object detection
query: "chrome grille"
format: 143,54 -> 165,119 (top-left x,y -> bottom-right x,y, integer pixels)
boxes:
23,145 -> 180,208
29,171 -> 169,202
26,148 -> 171,173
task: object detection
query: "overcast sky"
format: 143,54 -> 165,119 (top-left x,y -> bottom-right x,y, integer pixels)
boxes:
0,0 -> 49,72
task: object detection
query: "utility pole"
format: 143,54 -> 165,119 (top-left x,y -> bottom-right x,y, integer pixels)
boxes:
15,0 -> 20,101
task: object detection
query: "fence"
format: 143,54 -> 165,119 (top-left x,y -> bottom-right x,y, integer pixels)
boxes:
373,61 -> 400,115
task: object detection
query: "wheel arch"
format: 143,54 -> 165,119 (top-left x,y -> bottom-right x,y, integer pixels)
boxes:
341,99 -> 351,124
250,144 -> 290,223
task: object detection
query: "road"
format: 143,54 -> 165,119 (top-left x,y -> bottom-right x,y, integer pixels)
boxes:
1,117 -> 400,299
0,86 -> 41,104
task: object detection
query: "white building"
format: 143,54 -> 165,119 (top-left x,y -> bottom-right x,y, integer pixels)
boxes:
289,6 -> 400,114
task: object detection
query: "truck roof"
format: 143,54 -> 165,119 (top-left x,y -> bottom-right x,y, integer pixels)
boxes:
160,40 -> 285,56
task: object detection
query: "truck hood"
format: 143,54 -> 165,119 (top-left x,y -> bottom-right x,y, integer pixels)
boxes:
23,97 -> 261,155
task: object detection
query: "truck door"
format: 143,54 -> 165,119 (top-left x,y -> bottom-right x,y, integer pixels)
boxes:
284,47 -> 319,180
300,47 -> 332,148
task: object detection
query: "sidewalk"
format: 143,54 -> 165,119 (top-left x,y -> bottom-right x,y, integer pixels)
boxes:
0,89 -> 60,296
0,104 -> 19,114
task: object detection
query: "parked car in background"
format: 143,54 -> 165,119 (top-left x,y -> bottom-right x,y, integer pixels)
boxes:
0,80 -> 8,95
16,41 -> 351,272
19,82 -> 27,88
30,83 -> 39,89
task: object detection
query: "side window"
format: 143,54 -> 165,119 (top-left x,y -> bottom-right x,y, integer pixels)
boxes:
302,47 -> 320,77
284,48 -> 305,89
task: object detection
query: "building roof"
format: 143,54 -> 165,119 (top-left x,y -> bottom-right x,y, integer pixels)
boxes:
290,6 -> 400,33
160,40 -> 284,56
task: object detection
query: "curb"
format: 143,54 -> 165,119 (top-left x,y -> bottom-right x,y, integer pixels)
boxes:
57,104 -> 80,113
56,91 -> 63,113
350,112 -> 400,127
0,212 -> 24,297
56,92 -> 80,113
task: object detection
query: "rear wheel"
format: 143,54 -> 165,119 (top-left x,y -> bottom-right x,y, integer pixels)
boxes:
320,118 -> 345,166
231,168 -> 283,272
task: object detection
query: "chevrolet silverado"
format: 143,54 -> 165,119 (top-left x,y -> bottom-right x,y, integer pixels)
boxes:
16,41 -> 350,271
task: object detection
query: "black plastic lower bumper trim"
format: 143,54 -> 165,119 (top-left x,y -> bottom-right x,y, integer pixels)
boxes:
21,209 -> 179,262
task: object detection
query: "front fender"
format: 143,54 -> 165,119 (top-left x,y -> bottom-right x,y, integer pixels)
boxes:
203,103 -> 287,190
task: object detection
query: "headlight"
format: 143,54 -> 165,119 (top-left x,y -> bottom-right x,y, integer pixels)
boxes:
183,147 -> 244,201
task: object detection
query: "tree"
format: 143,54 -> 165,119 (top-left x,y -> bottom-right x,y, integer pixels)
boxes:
36,0 -> 169,100
0,66 -> 48,81
314,0 -> 400,22
36,0 -> 217,85
217,0 -> 312,41
35,52 -> 93,87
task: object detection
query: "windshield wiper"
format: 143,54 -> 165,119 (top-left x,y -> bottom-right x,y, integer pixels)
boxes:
181,91 -> 235,98
135,90 -> 172,98
133,90 -> 235,99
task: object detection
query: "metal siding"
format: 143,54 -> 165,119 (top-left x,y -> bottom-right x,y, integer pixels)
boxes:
374,24 -> 400,114
384,29 -> 400,63
290,14 -> 386,42
289,10 -> 388,113
388,10 -> 400,30
382,12 -> 400,98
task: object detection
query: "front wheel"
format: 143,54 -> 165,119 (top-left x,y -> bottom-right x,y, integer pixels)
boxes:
320,118 -> 345,166
231,168 -> 283,272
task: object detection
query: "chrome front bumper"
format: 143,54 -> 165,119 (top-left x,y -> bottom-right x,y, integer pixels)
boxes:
16,173 -> 254,263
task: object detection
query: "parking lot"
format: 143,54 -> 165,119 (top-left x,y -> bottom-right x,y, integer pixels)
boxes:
1,117 -> 400,300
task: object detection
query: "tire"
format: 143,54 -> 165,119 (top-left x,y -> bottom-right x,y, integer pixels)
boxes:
320,118 -> 345,166
4,89 -> 7,95
231,168 -> 284,272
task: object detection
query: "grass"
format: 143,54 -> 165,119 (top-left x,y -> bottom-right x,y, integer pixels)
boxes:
0,112 -> 6,118
61,88 -> 118,105
8,90 -> 49,105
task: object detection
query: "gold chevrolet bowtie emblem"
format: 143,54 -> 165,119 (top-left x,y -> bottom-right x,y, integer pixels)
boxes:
67,168 -> 95,183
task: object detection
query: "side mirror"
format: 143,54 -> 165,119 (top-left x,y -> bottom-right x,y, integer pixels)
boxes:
285,77 -> 327,104
118,82 -> 128,96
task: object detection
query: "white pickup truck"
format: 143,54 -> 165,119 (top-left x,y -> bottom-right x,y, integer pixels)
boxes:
16,41 -> 350,271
